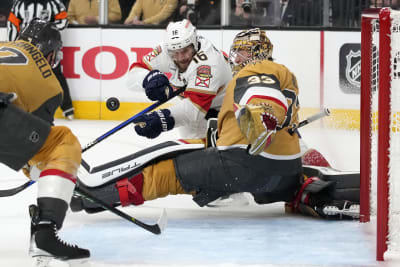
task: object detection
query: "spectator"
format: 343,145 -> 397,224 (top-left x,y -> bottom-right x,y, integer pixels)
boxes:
230,0 -> 252,26
281,0 -> 322,26
173,0 -> 220,26
331,0 -> 369,28
119,0 -> 136,23
67,0 -> 122,24
0,0 -> 13,26
7,0 -> 75,120
230,0 -> 279,26
124,0 -> 177,25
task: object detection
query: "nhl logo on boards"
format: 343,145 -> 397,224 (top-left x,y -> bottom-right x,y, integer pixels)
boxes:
345,50 -> 361,87
339,43 -> 361,94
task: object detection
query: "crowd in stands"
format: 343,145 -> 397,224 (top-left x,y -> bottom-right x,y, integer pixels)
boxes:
1,0 -> 400,28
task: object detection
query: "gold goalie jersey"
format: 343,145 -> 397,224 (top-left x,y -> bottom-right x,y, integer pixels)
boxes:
216,59 -> 301,160
0,40 -> 62,119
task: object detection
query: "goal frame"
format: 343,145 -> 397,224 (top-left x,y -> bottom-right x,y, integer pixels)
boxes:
360,7 -> 392,261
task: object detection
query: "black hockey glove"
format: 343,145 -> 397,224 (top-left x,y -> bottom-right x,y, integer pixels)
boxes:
0,92 -> 17,108
133,109 -> 175,139
142,70 -> 172,102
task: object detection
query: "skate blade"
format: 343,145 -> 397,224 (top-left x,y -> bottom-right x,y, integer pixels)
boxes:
322,204 -> 360,219
32,256 -> 52,267
67,258 -> 92,267
32,256 -> 91,267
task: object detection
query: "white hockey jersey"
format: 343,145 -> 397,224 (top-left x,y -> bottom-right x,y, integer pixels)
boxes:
127,36 -> 232,138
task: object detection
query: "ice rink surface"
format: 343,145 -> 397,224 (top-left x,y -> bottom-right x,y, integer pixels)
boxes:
0,118 -> 398,267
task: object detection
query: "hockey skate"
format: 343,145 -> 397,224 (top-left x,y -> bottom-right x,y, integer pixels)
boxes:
286,165 -> 360,220
320,200 -> 360,220
29,205 -> 90,266
291,200 -> 360,220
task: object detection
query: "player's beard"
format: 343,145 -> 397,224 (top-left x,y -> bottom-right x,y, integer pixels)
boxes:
175,58 -> 191,72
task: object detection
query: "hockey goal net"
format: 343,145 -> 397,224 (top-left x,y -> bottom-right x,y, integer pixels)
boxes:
360,7 -> 400,261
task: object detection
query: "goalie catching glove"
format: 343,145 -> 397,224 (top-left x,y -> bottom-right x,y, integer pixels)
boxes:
237,103 -> 278,156
133,109 -> 175,139
142,70 -> 173,102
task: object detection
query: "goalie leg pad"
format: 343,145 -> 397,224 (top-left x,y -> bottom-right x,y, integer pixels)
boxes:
0,104 -> 51,170
174,147 -> 302,207
303,166 -> 360,202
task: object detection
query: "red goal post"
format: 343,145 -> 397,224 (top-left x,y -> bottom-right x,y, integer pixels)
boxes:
361,7 -> 400,261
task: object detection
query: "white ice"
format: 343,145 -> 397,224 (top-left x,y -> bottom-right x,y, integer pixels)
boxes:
0,118 -> 398,267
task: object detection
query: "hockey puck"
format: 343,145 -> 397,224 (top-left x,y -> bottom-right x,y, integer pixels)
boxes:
106,97 -> 120,111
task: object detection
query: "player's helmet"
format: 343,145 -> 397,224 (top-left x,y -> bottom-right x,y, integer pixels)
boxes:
229,28 -> 273,75
166,19 -> 199,52
18,18 -> 62,68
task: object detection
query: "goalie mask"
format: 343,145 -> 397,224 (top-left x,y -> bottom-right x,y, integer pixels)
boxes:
18,18 -> 62,68
229,28 -> 273,75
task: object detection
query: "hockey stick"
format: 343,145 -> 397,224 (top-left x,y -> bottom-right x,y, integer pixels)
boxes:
74,185 -> 167,235
0,85 -> 185,197
289,108 -> 331,134
0,180 -> 35,197
82,85 -> 185,152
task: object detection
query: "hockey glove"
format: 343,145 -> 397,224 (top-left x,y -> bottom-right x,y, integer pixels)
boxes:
142,70 -> 172,102
237,103 -> 278,156
133,109 -> 175,139
0,92 -> 17,108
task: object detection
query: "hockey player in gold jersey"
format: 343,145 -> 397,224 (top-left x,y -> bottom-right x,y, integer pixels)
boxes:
0,19 -> 89,263
73,28 -> 360,220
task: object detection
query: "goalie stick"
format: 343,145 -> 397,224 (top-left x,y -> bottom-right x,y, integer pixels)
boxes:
289,108 -> 331,134
0,84 -> 185,197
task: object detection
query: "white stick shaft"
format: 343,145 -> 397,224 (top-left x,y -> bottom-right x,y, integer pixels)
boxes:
306,108 -> 330,124
290,108 -> 331,134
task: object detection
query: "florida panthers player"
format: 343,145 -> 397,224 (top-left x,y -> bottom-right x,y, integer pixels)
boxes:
126,19 -> 232,139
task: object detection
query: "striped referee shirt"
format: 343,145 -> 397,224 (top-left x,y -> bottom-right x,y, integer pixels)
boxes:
7,0 -> 68,41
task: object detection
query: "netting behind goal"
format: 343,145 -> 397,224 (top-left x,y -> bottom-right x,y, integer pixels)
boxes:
360,7 -> 400,261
